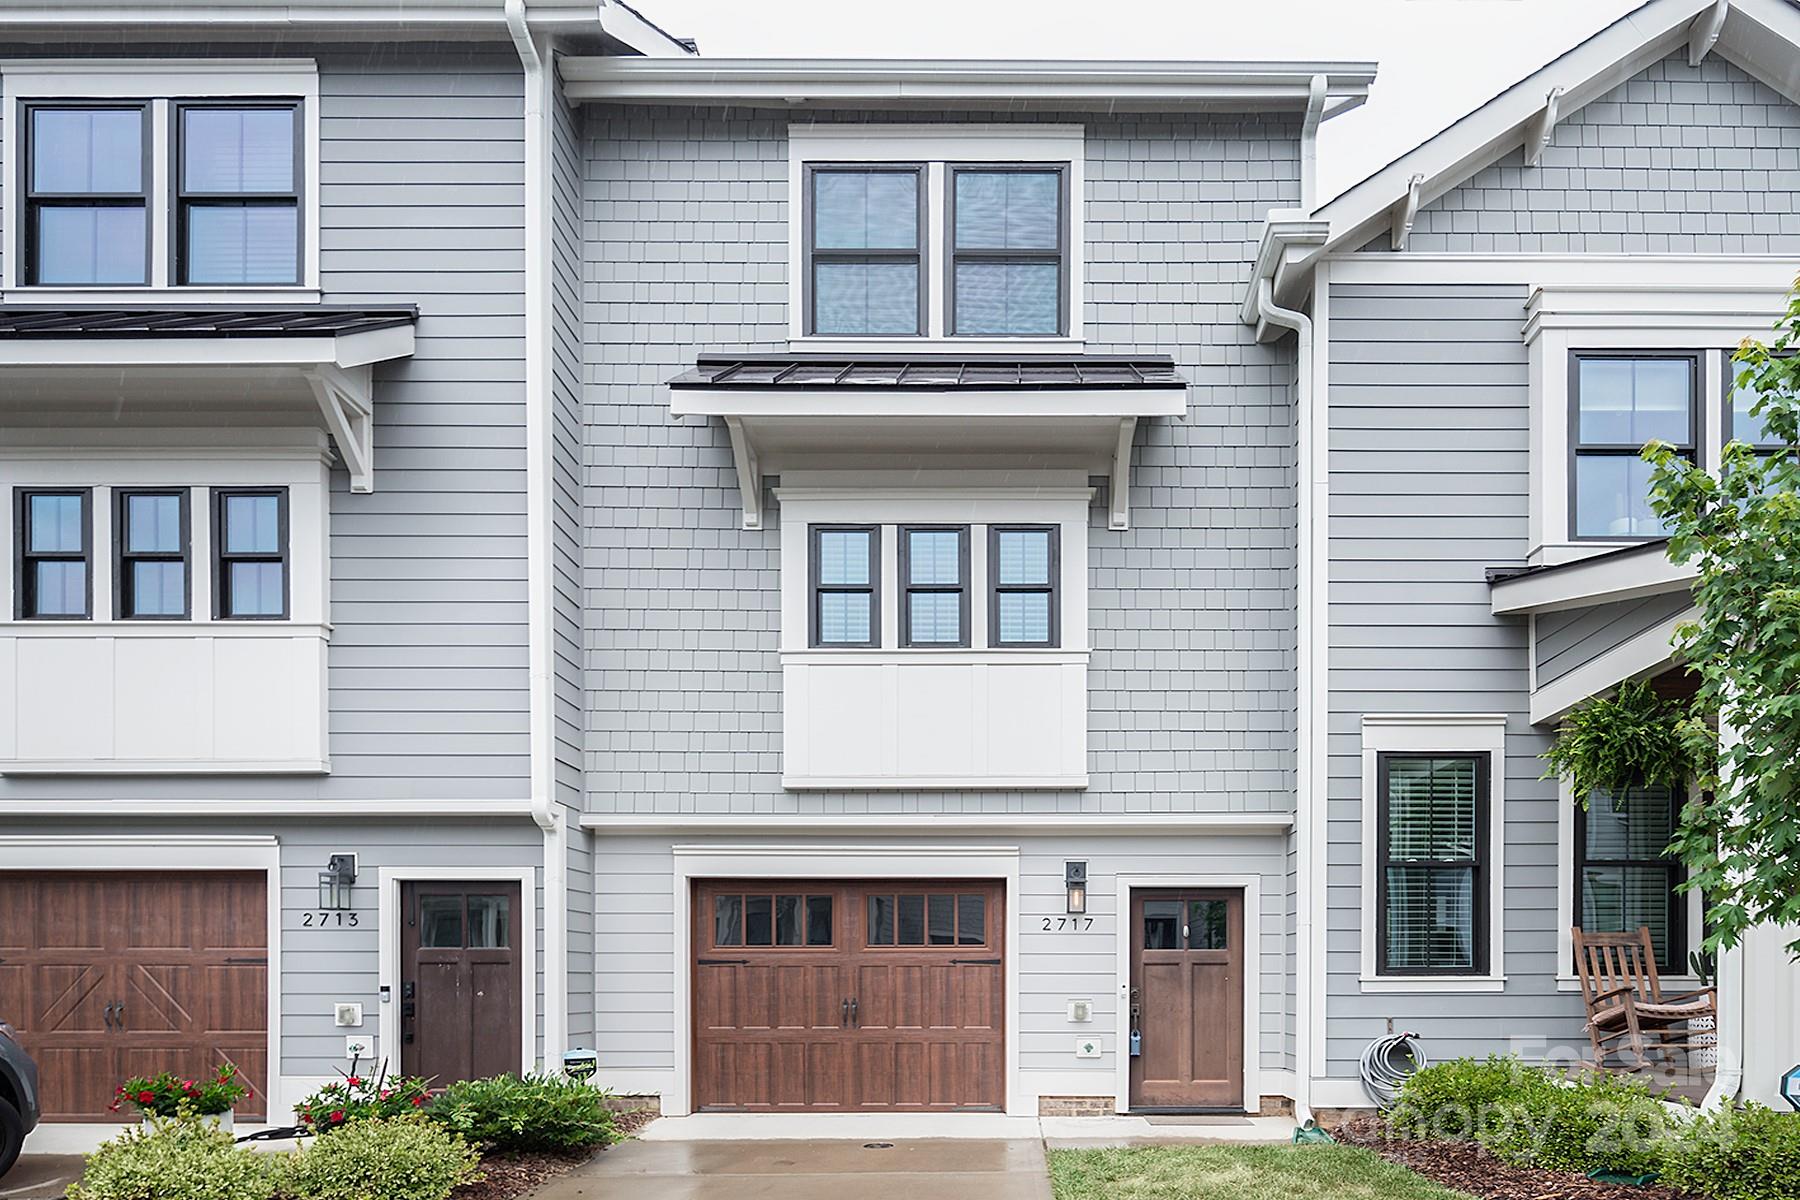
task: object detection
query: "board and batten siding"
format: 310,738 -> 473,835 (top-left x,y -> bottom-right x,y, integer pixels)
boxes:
590,833 -> 1293,1097
1534,591 -> 1693,688
580,108 -> 1302,819
1325,282 -> 1592,1075
0,46 -> 532,803
1393,52 -> 1800,255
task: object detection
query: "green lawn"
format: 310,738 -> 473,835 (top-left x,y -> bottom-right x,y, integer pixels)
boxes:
1047,1144 -> 1468,1200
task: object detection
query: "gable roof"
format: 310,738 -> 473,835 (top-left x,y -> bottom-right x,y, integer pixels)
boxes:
1249,0 -> 1800,314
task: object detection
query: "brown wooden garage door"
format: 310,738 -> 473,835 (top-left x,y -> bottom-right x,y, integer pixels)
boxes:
0,872 -> 268,1121
693,879 -> 1004,1112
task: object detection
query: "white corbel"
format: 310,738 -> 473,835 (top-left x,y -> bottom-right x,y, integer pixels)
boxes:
1524,86 -> 1564,167
1110,416 -> 1137,531
1689,0 -> 1728,65
1300,73 -> 1327,210
723,415 -> 763,530
304,363 -> 376,493
1390,173 -> 1424,252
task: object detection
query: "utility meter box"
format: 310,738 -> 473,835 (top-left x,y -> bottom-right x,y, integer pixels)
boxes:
562,1047 -> 598,1082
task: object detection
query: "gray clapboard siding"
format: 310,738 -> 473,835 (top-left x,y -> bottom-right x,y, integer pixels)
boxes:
1325,282 -> 1591,1075
1536,591 -> 1694,687
580,108 -> 1302,819
1398,53 -> 1800,255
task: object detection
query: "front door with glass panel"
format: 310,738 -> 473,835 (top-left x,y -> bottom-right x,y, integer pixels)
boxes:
1128,888 -> 1245,1110
400,881 -> 522,1084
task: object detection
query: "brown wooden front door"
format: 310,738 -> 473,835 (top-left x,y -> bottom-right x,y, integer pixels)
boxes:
1128,888 -> 1245,1111
0,872 -> 268,1121
693,880 -> 1004,1112
400,881 -> 522,1086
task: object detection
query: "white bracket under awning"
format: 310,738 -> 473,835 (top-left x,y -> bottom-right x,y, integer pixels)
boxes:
304,364 -> 377,494
1523,87 -> 1564,167
1390,174 -> 1424,251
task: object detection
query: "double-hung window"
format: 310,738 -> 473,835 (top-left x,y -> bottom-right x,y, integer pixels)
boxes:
949,166 -> 1066,336
806,166 -> 923,337
1575,786 -> 1686,975
810,525 -> 879,647
899,526 -> 969,647
1377,753 -> 1489,976
23,105 -> 149,286
1570,354 -> 1697,539
15,489 -> 92,620
1728,364 -> 1790,459
177,104 -> 301,285
116,489 -> 190,619
213,488 -> 289,619
989,525 -> 1058,647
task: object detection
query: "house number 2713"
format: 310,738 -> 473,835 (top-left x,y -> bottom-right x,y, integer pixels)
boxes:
1042,917 -> 1094,932
302,911 -> 360,927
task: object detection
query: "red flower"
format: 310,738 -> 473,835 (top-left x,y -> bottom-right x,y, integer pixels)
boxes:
411,1094 -> 425,1107
379,1090 -> 392,1101
116,1086 -> 127,1095
137,1090 -> 156,1104
346,1077 -> 361,1087
299,1112 -> 312,1124
330,1109 -> 346,1123
182,1080 -> 197,1092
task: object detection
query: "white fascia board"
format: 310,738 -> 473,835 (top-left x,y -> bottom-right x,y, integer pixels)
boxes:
560,57 -> 1376,109
670,387 -> 1187,420
0,330 -> 412,370
581,812 -> 1295,835
1530,609 -> 1694,725
1307,0 -> 1725,261
1491,546 -> 1697,615
1240,211 -> 1329,333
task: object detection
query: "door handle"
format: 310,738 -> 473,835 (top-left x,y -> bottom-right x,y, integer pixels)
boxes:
841,998 -> 849,1027
116,1002 -> 125,1031
103,1003 -> 114,1032
849,998 -> 858,1026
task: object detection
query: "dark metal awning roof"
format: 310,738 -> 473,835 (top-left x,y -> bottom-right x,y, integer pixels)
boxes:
0,306 -> 417,338
669,354 -> 1187,391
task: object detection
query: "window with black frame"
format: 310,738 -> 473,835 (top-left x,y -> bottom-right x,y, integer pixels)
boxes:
1576,786 -> 1687,975
805,166 -> 922,336
177,104 -> 302,285
949,165 -> 1065,336
899,526 -> 968,647
1378,753 -> 1487,975
810,525 -> 878,647
24,105 -> 149,285
213,488 -> 288,619
989,525 -> 1058,647
116,489 -> 190,619
1728,359 -> 1792,460
15,490 -> 92,620
1571,354 -> 1696,539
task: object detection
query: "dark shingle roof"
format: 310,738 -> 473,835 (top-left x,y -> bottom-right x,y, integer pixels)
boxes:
670,354 -> 1187,390
0,307 -> 418,338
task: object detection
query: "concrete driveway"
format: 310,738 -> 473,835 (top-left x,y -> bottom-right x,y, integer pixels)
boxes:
539,1138 -> 1053,1200
0,1156 -> 82,1200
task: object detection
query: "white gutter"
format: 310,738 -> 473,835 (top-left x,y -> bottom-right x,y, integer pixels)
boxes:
1702,714 -> 1746,1109
505,0 -> 566,1072
1252,272 -> 1321,1125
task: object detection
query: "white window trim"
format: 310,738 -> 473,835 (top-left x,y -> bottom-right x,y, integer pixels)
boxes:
1553,774 -> 1705,993
777,473 -> 1090,656
1,59 -> 322,301
1523,285 -> 1793,567
787,123 -> 1086,349
655,843 -> 1024,1117
1359,714 -> 1508,993
0,431 -> 329,626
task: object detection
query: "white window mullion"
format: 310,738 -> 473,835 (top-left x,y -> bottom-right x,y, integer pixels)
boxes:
925,162 -> 946,338
149,98 -> 171,289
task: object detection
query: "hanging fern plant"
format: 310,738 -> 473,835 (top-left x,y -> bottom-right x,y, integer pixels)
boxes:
1542,679 -> 1709,804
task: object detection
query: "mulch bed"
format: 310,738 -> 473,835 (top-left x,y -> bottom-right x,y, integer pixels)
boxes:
450,1110 -> 657,1200
1334,1115 -> 1700,1200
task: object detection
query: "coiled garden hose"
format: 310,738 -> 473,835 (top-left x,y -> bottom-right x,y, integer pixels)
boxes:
1360,1031 -> 1427,1106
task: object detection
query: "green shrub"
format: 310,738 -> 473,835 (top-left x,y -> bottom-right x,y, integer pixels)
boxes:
295,1071 -> 432,1133
1660,1102 -> 1800,1200
68,1115 -> 277,1200
111,1063 -> 249,1117
1390,1056 -> 1542,1138
281,1116 -> 482,1200
427,1072 -> 617,1152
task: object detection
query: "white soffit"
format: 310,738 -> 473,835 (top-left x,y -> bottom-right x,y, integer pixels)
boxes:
1490,542 -> 1697,616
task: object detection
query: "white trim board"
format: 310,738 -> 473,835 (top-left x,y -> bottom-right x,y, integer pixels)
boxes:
1358,715 -> 1508,992
376,866 -> 538,1085
0,836 -> 282,1125
1111,874 -> 1263,1115
583,812 -> 1294,835
663,844 -> 1023,1117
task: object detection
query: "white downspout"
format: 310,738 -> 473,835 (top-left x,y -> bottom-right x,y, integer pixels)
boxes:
1702,716 -> 1745,1109
505,0 -> 567,1072
1256,275 -> 1318,1125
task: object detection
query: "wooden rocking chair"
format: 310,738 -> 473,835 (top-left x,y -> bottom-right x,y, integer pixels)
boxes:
1572,926 -> 1716,1069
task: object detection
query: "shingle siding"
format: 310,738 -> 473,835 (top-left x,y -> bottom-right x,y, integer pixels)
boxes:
1397,53 -> 1800,254
580,108 -> 1302,818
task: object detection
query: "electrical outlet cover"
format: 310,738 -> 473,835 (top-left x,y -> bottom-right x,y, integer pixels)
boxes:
344,1035 -> 373,1060
334,1003 -> 364,1028
1068,999 -> 1093,1023
1074,1037 -> 1102,1059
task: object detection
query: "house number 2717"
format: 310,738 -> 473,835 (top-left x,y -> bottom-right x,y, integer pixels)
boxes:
1042,917 -> 1094,932
302,911 -> 360,927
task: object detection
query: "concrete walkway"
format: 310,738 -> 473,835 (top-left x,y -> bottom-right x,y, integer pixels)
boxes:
540,1138 -> 1054,1200
634,1111 -> 1296,1146
0,1155 -> 82,1200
